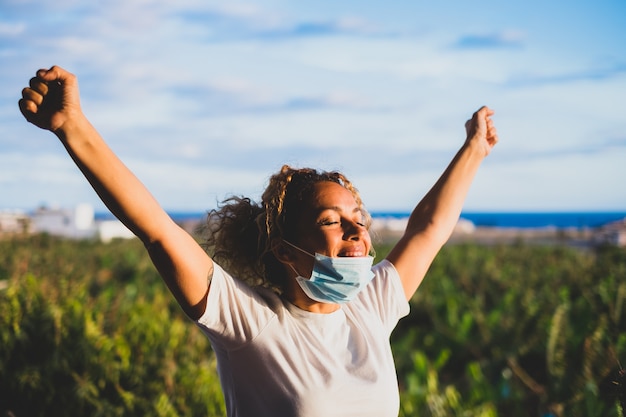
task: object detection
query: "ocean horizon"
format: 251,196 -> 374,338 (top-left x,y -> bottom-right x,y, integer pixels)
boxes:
369,211 -> 626,229
144,210 -> 626,230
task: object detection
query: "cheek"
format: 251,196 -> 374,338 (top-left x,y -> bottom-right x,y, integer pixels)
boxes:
365,232 -> 373,248
295,230 -> 335,254
320,232 -> 341,249
312,230 -> 344,254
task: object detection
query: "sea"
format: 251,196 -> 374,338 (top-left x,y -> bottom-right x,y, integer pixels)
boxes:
160,211 -> 626,230
372,211 -> 626,229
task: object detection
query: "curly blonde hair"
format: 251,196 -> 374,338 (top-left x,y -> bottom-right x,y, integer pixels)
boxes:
201,165 -> 370,292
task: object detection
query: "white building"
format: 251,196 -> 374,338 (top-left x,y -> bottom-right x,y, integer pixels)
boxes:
0,209 -> 31,235
30,204 -> 135,242
31,204 -> 95,239
98,219 -> 135,243
593,218 -> 626,247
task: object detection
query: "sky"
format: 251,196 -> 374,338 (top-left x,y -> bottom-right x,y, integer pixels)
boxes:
1,0 -> 625,214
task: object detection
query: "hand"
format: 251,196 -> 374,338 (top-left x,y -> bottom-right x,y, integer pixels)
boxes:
19,66 -> 82,133
464,106 -> 499,156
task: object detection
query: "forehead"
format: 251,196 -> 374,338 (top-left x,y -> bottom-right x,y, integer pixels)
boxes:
308,181 -> 360,211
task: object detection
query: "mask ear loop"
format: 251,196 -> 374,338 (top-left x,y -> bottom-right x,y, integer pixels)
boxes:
288,263 -> 305,279
281,240 -> 313,280
282,240 -> 315,258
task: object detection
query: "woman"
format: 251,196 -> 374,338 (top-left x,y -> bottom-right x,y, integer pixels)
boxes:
19,66 -> 498,416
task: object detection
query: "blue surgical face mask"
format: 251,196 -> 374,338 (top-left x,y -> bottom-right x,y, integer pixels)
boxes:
283,241 -> 375,304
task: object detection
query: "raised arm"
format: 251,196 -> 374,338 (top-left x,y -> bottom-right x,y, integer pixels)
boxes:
19,66 -> 212,320
386,106 -> 498,301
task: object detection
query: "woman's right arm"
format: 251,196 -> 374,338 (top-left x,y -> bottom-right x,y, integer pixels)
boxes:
19,66 -> 213,320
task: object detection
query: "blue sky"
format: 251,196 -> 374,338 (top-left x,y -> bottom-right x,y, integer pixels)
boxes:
1,0 -> 625,213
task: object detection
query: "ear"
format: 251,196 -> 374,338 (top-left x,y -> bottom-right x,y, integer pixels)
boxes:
272,241 -> 294,264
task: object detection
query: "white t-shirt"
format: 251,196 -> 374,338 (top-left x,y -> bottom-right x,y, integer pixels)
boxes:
195,259 -> 410,417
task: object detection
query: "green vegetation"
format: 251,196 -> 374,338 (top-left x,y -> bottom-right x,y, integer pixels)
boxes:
386,243 -> 626,417
1,235 -> 625,416
0,235 -> 224,417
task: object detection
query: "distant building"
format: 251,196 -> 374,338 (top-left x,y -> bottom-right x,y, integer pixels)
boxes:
0,209 -> 31,235
592,218 -> 626,247
29,204 -> 135,242
31,204 -> 95,239
98,219 -> 135,243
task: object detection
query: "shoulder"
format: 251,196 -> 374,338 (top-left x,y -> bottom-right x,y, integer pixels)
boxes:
195,263 -> 283,344
371,259 -> 404,294
349,259 -> 410,329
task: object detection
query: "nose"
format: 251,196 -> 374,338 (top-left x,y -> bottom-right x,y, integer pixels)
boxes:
343,219 -> 368,241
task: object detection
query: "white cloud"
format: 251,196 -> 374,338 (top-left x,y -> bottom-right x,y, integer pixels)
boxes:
1,0 -> 625,212
0,21 -> 25,36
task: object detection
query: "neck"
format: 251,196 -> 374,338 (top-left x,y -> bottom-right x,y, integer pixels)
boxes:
291,298 -> 341,314
282,281 -> 340,314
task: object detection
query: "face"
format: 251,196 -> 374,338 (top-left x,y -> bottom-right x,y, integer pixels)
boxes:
290,181 -> 372,262
278,181 -> 372,310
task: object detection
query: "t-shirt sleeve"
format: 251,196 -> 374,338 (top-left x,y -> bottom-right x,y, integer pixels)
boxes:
356,259 -> 410,335
194,263 -> 278,351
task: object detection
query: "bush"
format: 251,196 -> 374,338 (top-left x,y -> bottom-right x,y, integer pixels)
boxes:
0,235 -> 225,417
391,243 -> 626,417
1,236 -> 625,416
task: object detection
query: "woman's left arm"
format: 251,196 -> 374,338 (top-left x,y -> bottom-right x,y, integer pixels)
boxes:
386,106 -> 499,301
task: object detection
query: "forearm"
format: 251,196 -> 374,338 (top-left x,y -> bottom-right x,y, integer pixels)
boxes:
21,66 -> 213,319
386,106 -> 497,299
55,114 -> 172,244
406,140 -> 486,244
